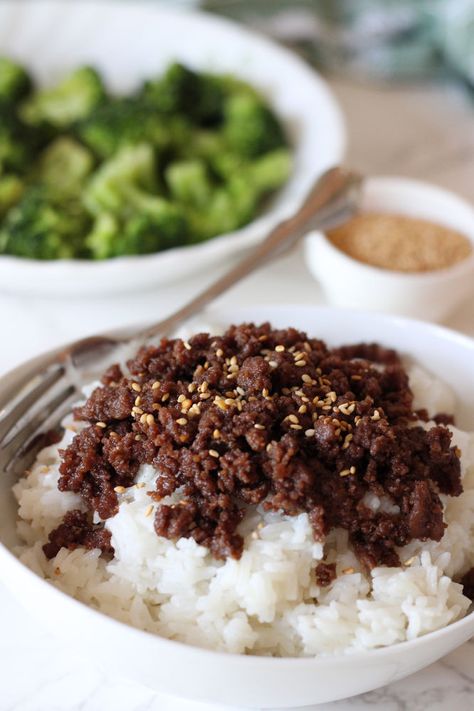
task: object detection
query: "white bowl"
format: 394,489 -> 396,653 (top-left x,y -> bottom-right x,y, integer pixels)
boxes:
1,305 -> 474,709
0,0 -> 345,296
304,177 -> 474,322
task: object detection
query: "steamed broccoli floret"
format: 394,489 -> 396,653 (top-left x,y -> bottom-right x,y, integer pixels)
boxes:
20,66 -> 105,129
84,212 -> 119,259
0,187 -> 91,259
37,137 -> 94,195
223,93 -> 287,158
83,143 -> 158,216
0,57 -> 32,106
77,97 -> 177,159
244,148 -> 292,194
165,159 -> 212,208
0,174 -> 24,218
142,63 -> 225,125
0,108 -> 31,174
85,206 -> 188,259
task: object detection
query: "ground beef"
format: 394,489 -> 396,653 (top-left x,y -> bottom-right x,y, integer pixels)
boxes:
43,510 -> 113,559
314,562 -> 337,587
48,322 -> 462,569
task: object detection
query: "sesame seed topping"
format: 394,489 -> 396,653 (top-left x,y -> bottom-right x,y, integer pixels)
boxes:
209,449 -> 219,458
183,341 -> 192,350
275,345 -> 285,352
134,396 -> 141,406
254,423 -> 265,430
288,414 -> 299,424
140,413 -> 148,424
146,414 -> 155,426
152,381 -> 160,390
132,406 -> 143,415
136,482 -> 146,489
96,421 -> 107,428
188,383 -> 197,393
371,410 -> 381,421
114,486 -> 126,494
290,424 -> 303,430
177,394 -> 186,403
295,360 -> 306,367
176,417 -> 187,425
301,374 -> 313,384
145,504 -> 153,517
298,405 -> 307,414
161,393 -> 169,402
339,469 -> 351,477
268,360 -> 278,368
404,556 -> 416,566
213,429 -> 221,439
216,348 -> 224,357
131,382 -> 141,392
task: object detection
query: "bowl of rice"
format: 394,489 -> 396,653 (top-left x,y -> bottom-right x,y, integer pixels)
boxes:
1,305 -> 474,708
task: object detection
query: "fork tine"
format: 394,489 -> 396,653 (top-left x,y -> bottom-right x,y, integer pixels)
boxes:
0,363 -> 65,442
2,383 -> 77,471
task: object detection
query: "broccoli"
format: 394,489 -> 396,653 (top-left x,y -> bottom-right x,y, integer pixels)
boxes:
37,137 -> 95,196
244,148 -> 292,194
0,186 -> 91,259
0,174 -> 24,218
84,212 -> 119,260
222,93 -> 287,158
165,159 -> 212,208
20,66 -> 105,129
0,108 -> 31,174
83,143 -> 158,216
0,57 -> 32,107
77,97 -> 167,159
85,205 -> 188,259
142,63 -> 225,125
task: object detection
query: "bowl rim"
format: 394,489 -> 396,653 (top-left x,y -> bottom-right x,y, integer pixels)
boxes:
1,303 -> 474,666
0,0 -> 346,274
305,175 -> 474,282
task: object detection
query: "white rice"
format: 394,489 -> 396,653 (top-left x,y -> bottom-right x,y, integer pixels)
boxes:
13,363 -> 474,657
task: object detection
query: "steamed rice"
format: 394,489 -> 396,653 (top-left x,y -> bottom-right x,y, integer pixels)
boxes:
13,363 -> 474,657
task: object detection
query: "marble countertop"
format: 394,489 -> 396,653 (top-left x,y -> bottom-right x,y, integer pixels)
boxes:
0,76 -> 473,710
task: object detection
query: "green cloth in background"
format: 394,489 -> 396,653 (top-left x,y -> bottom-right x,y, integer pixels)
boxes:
201,0 -> 474,89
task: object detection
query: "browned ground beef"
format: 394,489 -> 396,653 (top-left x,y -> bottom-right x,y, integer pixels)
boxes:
43,323 -> 462,570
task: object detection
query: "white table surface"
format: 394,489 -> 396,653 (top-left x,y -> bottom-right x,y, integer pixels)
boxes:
0,77 -> 473,710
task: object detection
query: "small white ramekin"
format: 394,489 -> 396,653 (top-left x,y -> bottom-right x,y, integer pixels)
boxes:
304,177 -> 474,322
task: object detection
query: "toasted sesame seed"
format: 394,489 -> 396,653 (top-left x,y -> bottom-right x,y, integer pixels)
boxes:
201,381 -> 209,392
275,345 -> 285,352
295,360 -> 306,367
322,405 -> 332,411
254,423 -> 265,430
305,429 -> 315,437
339,469 -> 351,477
188,404 -> 201,416
268,360 -> 278,368
146,414 -> 155,426
350,466 -> 356,474
183,341 -> 192,350
134,435 -> 142,441
266,443 -> 272,452
300,374 -> 312,384
228,363 -> 239,373
404,556 -> 416,566
134,396 -> 141,407
152,403 -> 161,411
236,386 -> 245,396
177,394 -> 186,403
132,406 -> 143,415
343,567 -> 355,575
188,383 -> 197,393
200,392 -> 211,400
136,482 -> 146,489
290,424 -> 303,430
140,413 -> 148,424
145,504 -> 153,517
131,382 -> 141,392
288,414 -> 299,424
176,417 -> 187,425
213,429 -> 221,439
216,348 -> 224,357
215,398 -> 227,410
96,421 -> 107,428
161,393 -> 170,402
328,391 -> 337,403
209,449 -> 219,458
181,398 -> 192,410
298,405 -> 307,414
371,410 -> 381,421
114,486 -> 126,494
152,381 -> 160,390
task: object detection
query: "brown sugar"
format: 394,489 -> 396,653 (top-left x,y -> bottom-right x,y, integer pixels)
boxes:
327,212 -> 472,273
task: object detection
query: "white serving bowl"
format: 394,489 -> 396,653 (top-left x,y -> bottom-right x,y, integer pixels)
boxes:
304,177 -> 474,322
0,0 -> 345,296
0,305 -> 474,709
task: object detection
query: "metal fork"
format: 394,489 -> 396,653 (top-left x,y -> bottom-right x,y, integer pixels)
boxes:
0,167 -> 361,478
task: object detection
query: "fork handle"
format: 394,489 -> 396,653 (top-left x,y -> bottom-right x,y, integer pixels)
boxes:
137,166 -> 362,343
